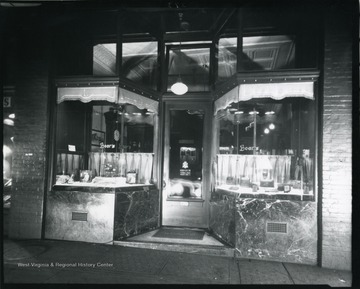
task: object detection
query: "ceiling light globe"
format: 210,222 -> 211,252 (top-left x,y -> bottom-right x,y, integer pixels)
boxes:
171,81 -> 188,95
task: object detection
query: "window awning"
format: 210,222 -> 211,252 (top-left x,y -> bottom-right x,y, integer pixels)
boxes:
57,86 -> 159,113
214,81 -> 314,115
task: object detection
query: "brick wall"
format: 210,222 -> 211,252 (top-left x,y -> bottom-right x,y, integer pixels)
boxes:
8,27 -> 50,239
321,3 -> 353,271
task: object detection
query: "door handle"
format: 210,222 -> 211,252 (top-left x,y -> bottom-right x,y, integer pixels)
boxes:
163,180 -> 166,188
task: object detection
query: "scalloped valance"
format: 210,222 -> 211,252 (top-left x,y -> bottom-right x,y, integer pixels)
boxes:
57,86 -> 118,104
214,81 -> 314,115
213,86 -> 238,116
118,87 -> 158,113
57,86 -> 158,113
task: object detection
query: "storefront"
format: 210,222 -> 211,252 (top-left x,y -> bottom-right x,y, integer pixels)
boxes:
43,68 -> 319,265
2,0 -> 355,271
210,72 -> 319,264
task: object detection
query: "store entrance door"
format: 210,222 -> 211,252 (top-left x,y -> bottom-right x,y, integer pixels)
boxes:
162,101 -> 212,228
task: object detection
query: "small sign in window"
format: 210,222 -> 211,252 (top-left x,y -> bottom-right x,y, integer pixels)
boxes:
180,169 -> 191,176
68,145 -> 76,152
3,97 -> 11,108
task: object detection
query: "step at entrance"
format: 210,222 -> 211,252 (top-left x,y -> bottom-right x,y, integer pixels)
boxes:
113,228 -> 235,258
152,228 -> 205,240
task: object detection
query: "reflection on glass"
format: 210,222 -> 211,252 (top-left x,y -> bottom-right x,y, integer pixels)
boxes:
216,99 -> 314,197
217,35 -> 296,82
3,120 -> 13,206
93,43 -> 117,76
122,41 -> 158,90
218,37 -> 237,82
241,35 -> 295,70
168,110 -> 204,199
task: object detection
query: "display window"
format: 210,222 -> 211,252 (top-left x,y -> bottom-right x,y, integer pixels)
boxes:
53,86 -> 158,187
214,83 -> 316,200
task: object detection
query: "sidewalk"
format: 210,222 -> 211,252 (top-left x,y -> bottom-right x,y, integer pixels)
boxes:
2,238 -> 352,286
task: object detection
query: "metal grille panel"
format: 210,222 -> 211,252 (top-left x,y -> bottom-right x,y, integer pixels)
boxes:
72,212 -> 88,221
266,222 -> 287,234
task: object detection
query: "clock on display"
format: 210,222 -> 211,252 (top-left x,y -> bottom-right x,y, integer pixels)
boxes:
114,129 -> 120,141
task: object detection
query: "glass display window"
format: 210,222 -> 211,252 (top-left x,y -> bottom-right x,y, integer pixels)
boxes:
214,96 -> 315,199
53,86 -> 158,187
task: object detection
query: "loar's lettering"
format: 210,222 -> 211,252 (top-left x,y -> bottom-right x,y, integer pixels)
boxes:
239,145 -> 259,151
100,142 -> 115,149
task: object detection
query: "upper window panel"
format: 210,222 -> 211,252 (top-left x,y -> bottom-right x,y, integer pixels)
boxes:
122,41 -> 158,91
218,37 -> 237,82
167,46 -> 210,93
241,35 -> 295,70
93,43 -> 117,76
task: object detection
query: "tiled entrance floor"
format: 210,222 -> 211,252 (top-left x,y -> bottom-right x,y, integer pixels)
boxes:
126,227 -> 225,246
114,227 -> 235,257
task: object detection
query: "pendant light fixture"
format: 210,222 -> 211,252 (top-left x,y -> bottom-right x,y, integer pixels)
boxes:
171,12 -> 188,95
171,77 -> 188,95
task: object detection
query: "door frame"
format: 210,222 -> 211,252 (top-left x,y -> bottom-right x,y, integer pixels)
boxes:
160,98 -> 213,228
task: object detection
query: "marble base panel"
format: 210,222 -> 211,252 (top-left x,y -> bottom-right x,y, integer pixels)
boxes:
45,190 -> 115,243
209,194 -> 236,246
235,198 -> 317,264
114,188 -> 160,240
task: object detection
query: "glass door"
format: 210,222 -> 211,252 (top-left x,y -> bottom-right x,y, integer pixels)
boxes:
162,101 -> 211,228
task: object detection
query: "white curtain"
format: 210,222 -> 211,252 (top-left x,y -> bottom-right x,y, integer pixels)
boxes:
216,154 -> 291,186
57,153 -> 84,175
88,152 -> 154,184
